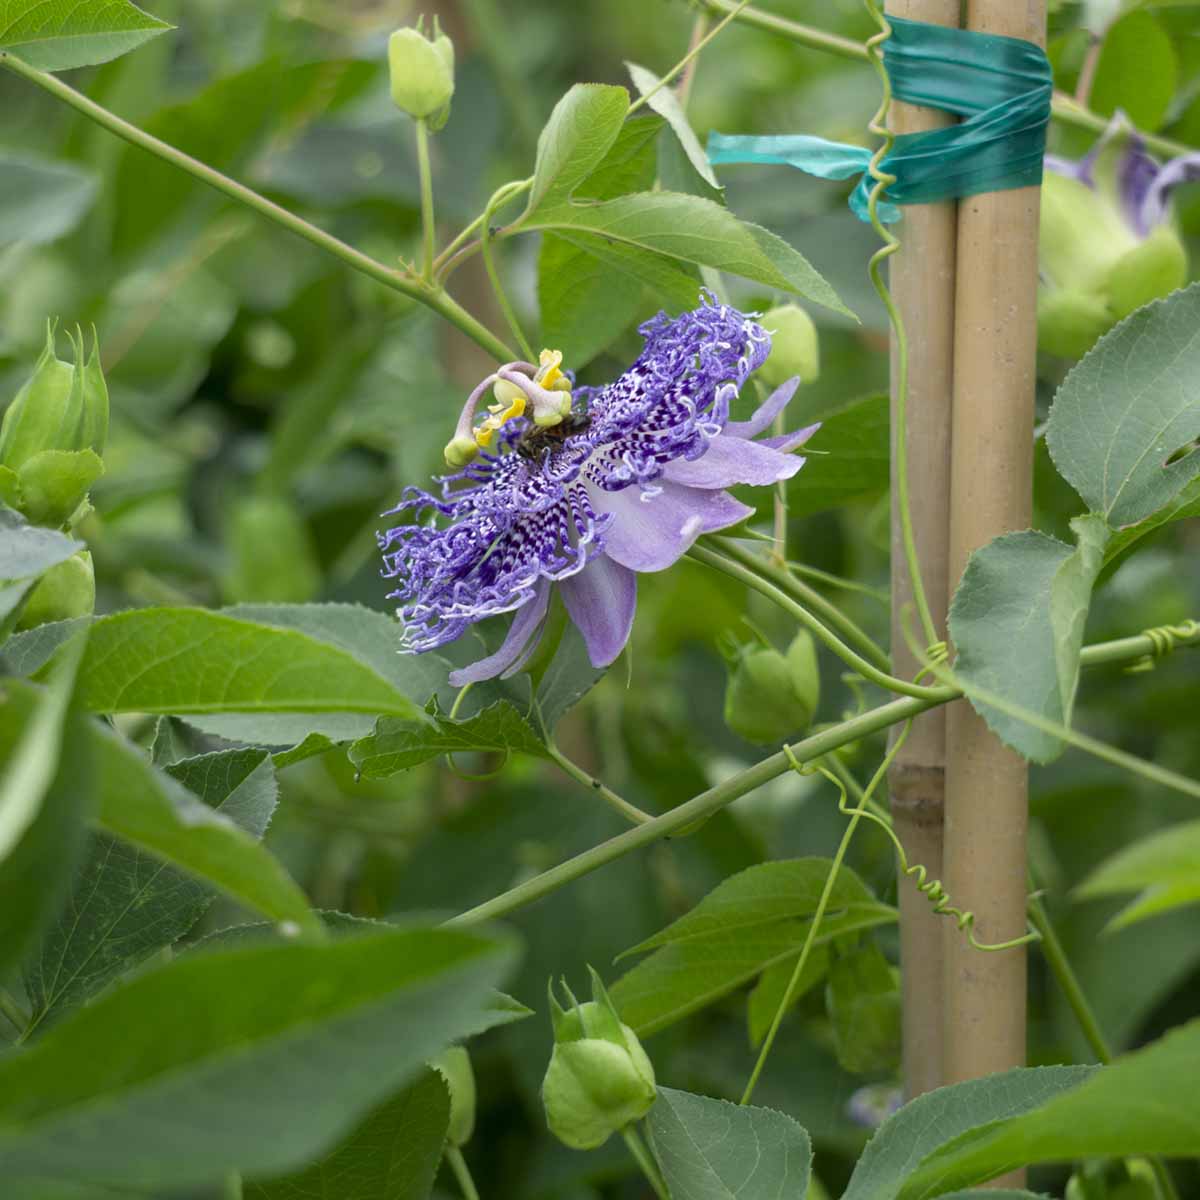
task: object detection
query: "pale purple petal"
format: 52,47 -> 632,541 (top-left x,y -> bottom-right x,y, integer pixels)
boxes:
759,422 -> 820,454
662,432 -> 805,488
1118,136 -> 1160,234
592,480 -> 754,572
559,556 -> 637,668
1141,152 -> 1200,233
448,578 -> 551,686
724,378 -> 801,439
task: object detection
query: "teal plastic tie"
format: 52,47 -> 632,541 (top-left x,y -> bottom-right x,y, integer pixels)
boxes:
707,16 -> 1052,222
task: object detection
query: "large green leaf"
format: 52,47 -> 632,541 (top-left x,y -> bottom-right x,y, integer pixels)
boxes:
840,1066 -> 1094,1200
948,515 -> 1109,763
900,1021 -> 1200,1197
826,941 -> 901,1075
625,61 -> 721,191
88,716 -> 316,934
647,1088 -> 812,1200
1075,818 -> 1200,930
1046,283 -> 1200,529
24,748 -> 278,1031
0,639 -> 90,974
68,606 -> 424,720
0,152 -> 97,247
1090,11 -> 1177,131
0,0 -> 170,70
0,924 -> 517,1188
785,392 -> 889,516
247,1069 -> 451,1200
349,700 -> 549,780
611,860 -> 895,1035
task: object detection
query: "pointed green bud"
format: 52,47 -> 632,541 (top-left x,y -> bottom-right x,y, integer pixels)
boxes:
78,331 -> 109,456
0,322 -> 81,471
759,304 -> 820,389
16,550 -> 95,630
541,970 -> 656,1151
724,631 -> 820,744
17,449 -> 104,529
388,24 -> 455,124
430,1046 -> 476,1148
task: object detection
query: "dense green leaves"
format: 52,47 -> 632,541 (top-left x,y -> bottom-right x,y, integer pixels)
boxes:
900,1022 -> 1200,1196
1076,818 -> 1200,929
1046,283 -> 1200,529
350,700 -> 549,780
71,606 -> 425,720
24,749 -> 278,1030
248,1069 -> 451,1200
0,0 -> 170,71
840,1066 -> 1094,1200
647,1088 -> 812,1200
625,62 -> 721,192
611,860 -> 895,1034
0,924 -> 517,1188
0,152 -> 97,246
785,392 -> 888,516
949,515 -> 1109,762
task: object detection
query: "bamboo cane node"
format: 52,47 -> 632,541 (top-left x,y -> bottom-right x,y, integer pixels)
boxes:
888,763 -> 946,826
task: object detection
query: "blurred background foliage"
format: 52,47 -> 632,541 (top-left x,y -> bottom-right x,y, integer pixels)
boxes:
1,1 -> 1198,1195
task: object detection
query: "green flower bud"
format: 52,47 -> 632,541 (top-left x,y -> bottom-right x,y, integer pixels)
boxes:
0,324 -> 108,473
17,449 -> 104,529
444,434 -> 481,469
430,1046 -> 476,1148
542,968 -> 656,1151
1066,1159 -> 1160,1200
1106,225 -> 1188,320
724,630 -> 820,744
16,550 -> 95,630
759,304 -> 820,389
388,21 -> 455,125
1037,288 -> 1114,361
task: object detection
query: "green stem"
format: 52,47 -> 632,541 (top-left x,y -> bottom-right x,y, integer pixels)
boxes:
742,728 -> 907,1104
712,536 -> 893,673
622,1126 -> 670,1200
221,1172 -> 243,1200
481,185 -> 535,361
448,624 -> 1198,929
688,543 -> 943,701
628,0 -> 754,116
446,1146 -> 481,1200
435,179 -> 531,279
0,53 -> 517,364
415,118 -> 437,282
546,743 -> 656,826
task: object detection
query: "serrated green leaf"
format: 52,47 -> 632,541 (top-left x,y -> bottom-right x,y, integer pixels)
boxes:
67,606 -> 424,720
746,945 -> 830,1048
0,151 -> 97,246
949,515 -> 1109,763
841,1065 -> 1095,1200
899,1022 -> 1200,1197
24,749 -> 278,1031
0,0 -> 171,71
0,637 -> 90,974
611,860 -> 895,1035
0,924 -> 518,1188
349,700 -> 548,780
1100,474 -> 1200,568
247,1068 -> 451,1200
1046,283 -> 1200,529
1075,818 -> 1200,929
525,83 -> 631,213
827,941 -> 901,1076
785,392 -> 888,516
646,1087 -> 812,1200
85,714 -> 315,935
626,61 -> 721,191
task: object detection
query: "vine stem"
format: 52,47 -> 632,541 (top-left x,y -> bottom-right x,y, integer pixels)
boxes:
710,536 -> 893,673
687,543 -> 943,701
622,1126 -> 670,1200
446,1146 -> 482,1200
481,184 -> 535,361
692,0 -> 1198,159
447,623 -> 1198,929
435,179 -> 531,279
0,53 -> 518,365
545,743 -> 655,826
415,117 -> 437,282
742,727 -> 909,1104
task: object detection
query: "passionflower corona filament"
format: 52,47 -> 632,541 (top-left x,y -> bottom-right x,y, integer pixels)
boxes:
379,294 -> 818,685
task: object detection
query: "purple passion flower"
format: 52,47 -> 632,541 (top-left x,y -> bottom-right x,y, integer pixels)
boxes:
1039,115 -> 1193,357
379,295 -> 818,686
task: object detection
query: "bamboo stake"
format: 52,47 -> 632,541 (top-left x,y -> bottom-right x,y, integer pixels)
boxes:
885,0 -> 959,1102
944,0 -> 1045,1116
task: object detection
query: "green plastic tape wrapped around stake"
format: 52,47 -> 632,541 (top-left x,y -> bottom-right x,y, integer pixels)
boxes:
707,16 -> 1052,222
